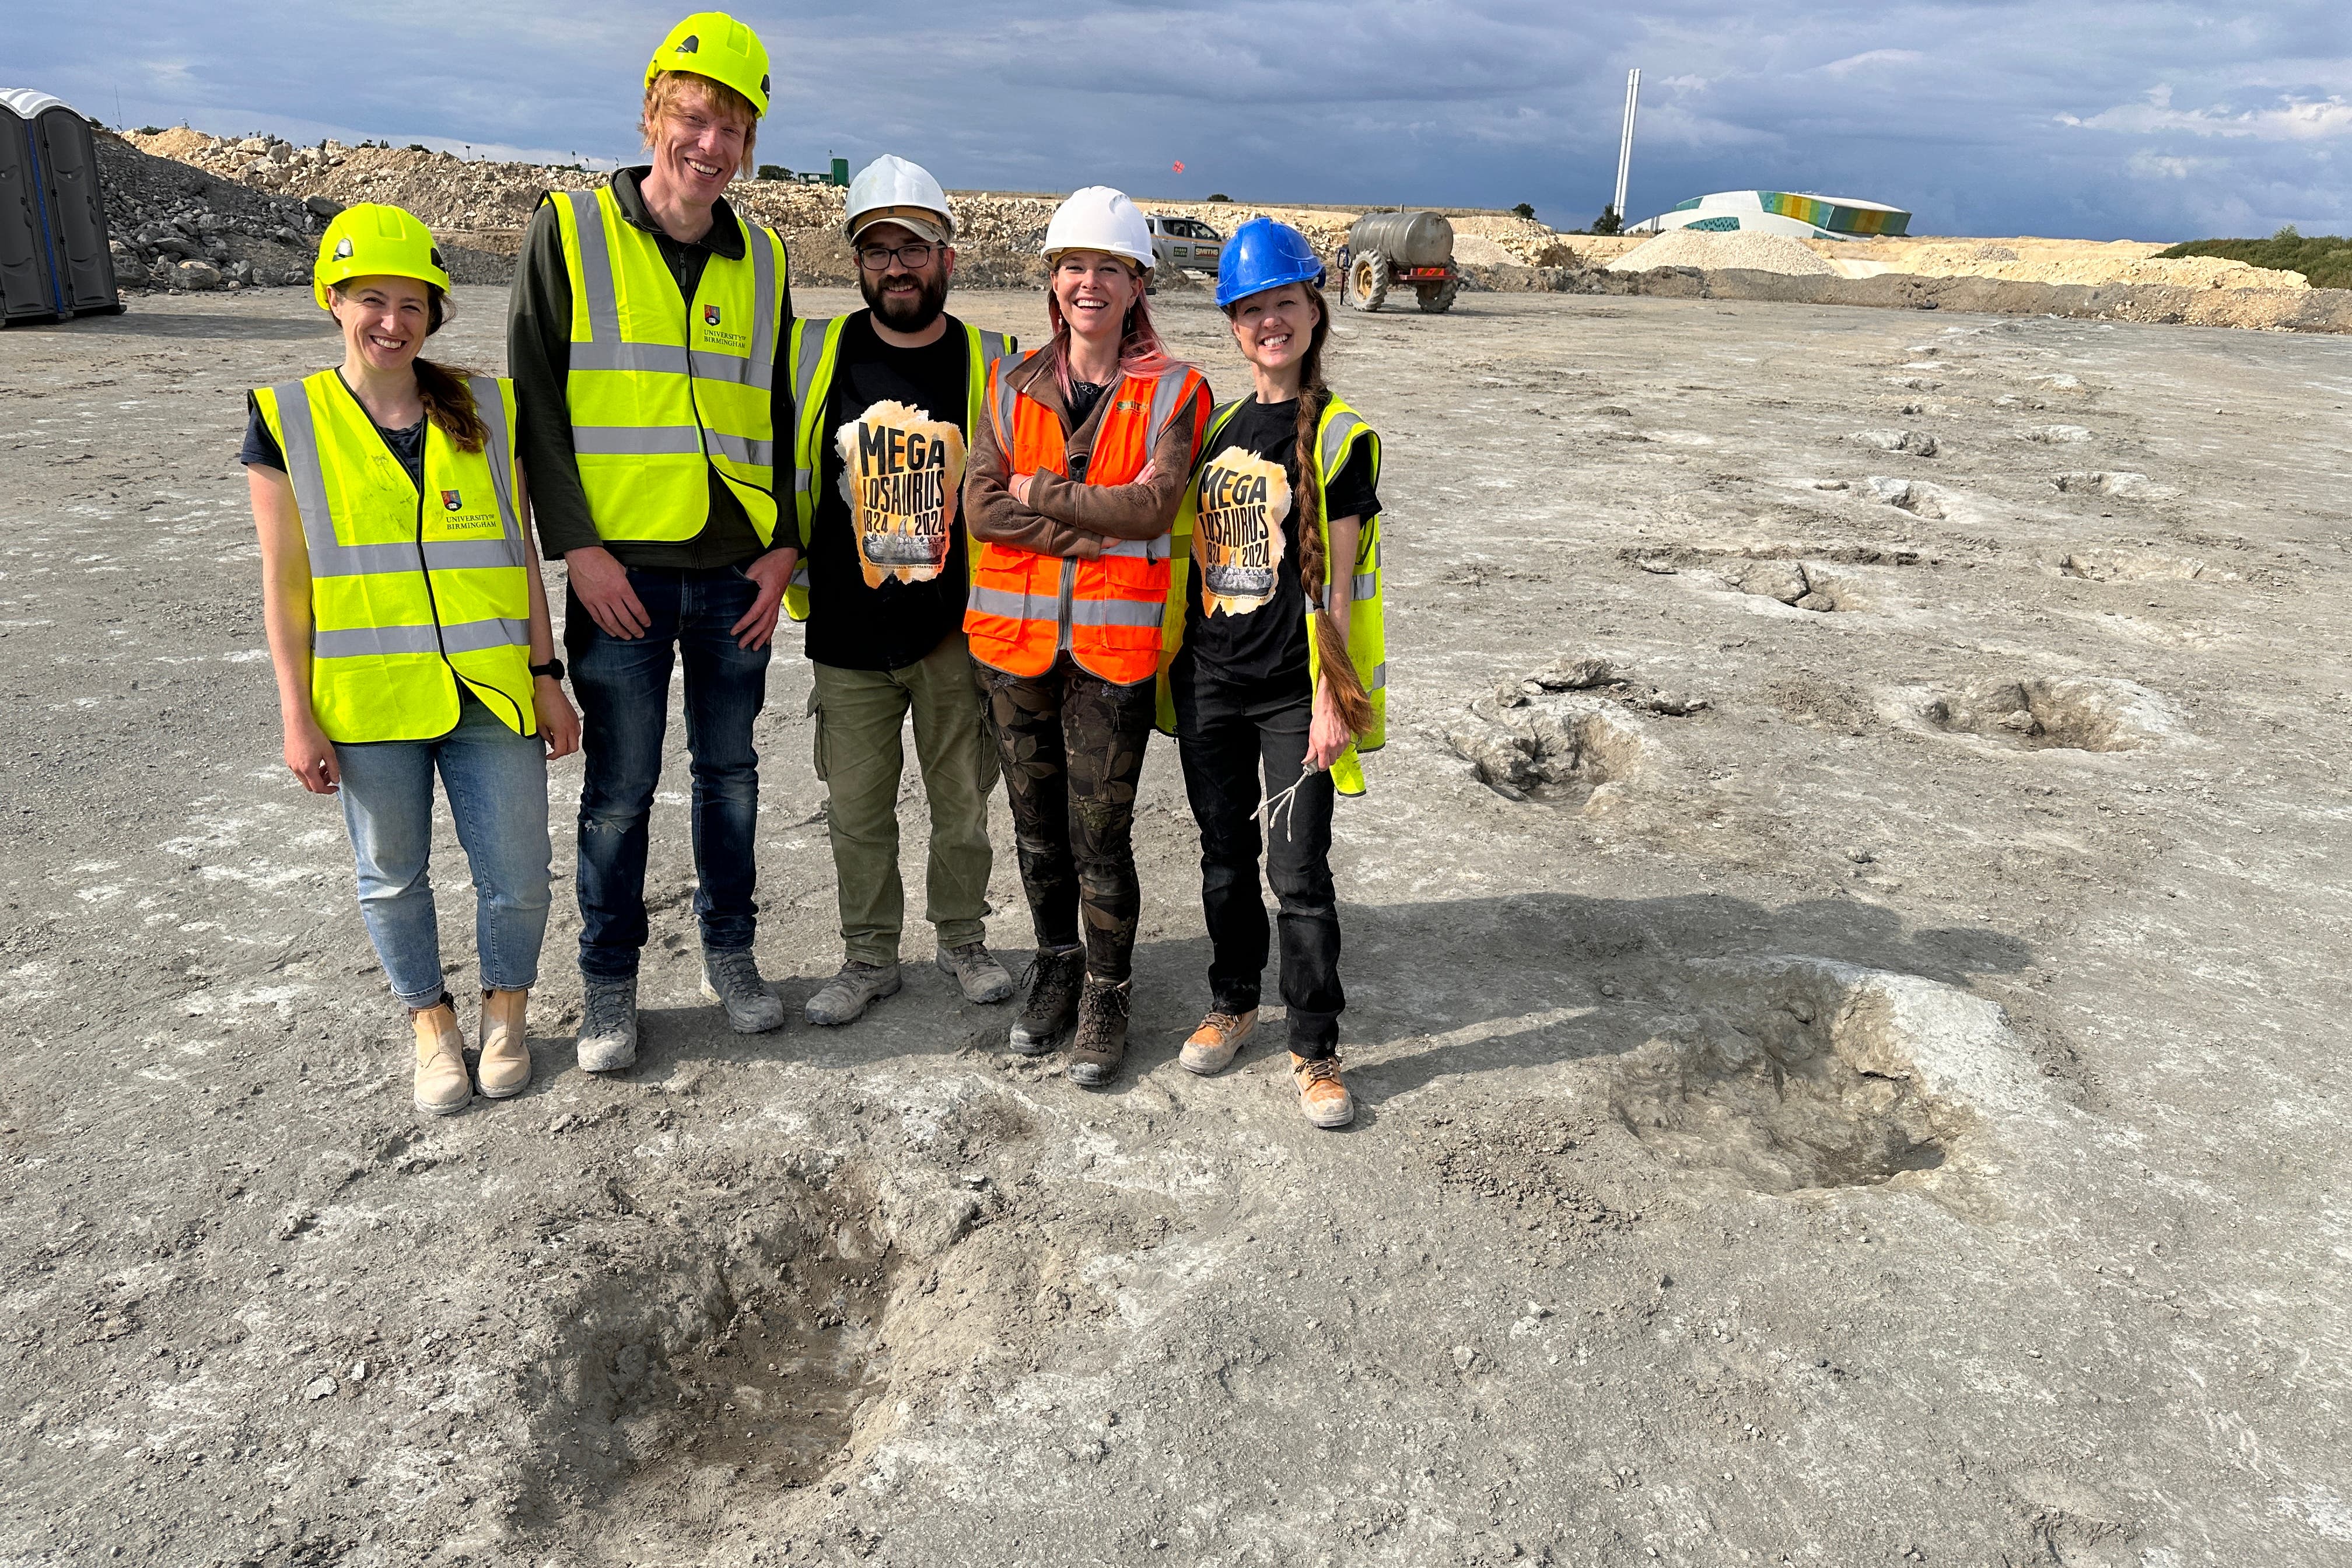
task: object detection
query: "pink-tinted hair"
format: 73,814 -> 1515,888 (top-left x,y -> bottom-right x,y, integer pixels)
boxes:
1045,258 -> 1177,399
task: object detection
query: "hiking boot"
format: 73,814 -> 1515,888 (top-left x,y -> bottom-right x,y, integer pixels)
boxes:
804,960 -> 903,1027
936,941 -> 1014,1005
1066,977 -> 1132,1088
701,948 -> 786,1034
577,974 -> 639,1073
1179,1008 -> 1256,1076
1291,1052 -> 1355,1129
1009,946 -> 1084,1055
476,988 -> 531,1099
411,998 -> 471,1116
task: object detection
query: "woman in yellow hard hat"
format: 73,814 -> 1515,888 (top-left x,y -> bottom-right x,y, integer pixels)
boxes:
243,203 -> 579,1117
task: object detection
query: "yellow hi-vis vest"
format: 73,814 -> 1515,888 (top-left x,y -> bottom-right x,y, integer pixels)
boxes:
779,313 -> 1016,621
1158,393 -> 1388,796
254,369 -> 536,743
545,184 -> 790,545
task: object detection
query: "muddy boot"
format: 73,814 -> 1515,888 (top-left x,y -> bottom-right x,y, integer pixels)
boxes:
411,998 -> 471,1116
1009,946 -> 1084,1056
1065,977 -> 1131,1088
577,974 -> 639,1073
936,941 -> 1014,1005
1290,1052 -> 1355,1129
476,988 -> 531,1100
803,960 -> 902,1027
701,947 -> 786,1034
1179,1009 -> 1256,1076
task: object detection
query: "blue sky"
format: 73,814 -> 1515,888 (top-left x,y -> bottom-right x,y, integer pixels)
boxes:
15,1 -> 2348,239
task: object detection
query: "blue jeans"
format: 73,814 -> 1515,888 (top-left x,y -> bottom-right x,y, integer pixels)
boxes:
335,693 -> 553,1009
567,565 -> 772,980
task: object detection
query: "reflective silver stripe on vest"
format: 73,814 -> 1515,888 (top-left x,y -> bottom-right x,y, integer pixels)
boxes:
1318,409 -> 1363,479
565,191 -> 622,345
1100,534 -> 1170,562
792,319 -> 828,432
572,426 -> 706,457
967,585 -> 1041,620
305,540 -> 516,579
706,430 -> 775,468
314,624 -> 439,659
569,341 -> 690,374
468,376 -> 527,569
990,349 -> 1028,451
1369,660 -> 1388,691
1068,596 -> 1163,628
441,616 -> 530,654
978,330 -> 1010,366
270,379 -> 341,570
741,226 -> 779,392
965,585 -> 1161,628
313,617 -> 528,660
1145,367 -> 1194,449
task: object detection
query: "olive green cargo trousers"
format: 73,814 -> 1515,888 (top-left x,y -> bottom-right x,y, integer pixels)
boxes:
808,631 -> 999,967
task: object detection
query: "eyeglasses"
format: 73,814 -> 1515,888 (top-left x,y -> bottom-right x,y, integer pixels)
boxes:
857,241 -> 936,271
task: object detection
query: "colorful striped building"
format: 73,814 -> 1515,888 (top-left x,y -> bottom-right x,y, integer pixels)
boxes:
1631,191 -> 1911,242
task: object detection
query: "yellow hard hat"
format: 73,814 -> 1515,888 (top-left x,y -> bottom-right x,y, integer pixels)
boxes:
646,12 -> 771,117
312,204 -> 449,312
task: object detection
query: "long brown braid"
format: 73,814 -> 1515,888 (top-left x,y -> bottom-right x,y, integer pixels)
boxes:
1286,293 -> 1374,735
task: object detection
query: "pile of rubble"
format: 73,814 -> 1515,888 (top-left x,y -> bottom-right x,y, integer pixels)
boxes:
110,129 -> 1573,292
94,130 -> 330,293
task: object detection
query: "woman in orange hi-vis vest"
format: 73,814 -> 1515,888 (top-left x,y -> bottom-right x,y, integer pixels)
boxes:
963,187 -> 1212,1088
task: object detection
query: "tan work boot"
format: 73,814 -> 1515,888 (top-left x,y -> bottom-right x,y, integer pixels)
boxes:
1180,1009 -> 1256,1076
411,999 -> 472,1116
476,988 -> 531,1100
1290,1052 -> 1354,1129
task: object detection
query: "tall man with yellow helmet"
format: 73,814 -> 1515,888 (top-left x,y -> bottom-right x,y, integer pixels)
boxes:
508,12 -> 795,1069
786,156 -> 1017,1026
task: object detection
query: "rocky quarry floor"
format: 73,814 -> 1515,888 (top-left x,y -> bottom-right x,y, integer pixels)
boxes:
4,282 -> 2351,1568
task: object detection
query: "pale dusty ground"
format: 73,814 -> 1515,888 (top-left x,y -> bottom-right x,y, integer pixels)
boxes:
4,285 -> 2351,1568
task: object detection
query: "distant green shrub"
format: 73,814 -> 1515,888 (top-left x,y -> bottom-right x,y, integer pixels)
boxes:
2155,234 -> 2352,289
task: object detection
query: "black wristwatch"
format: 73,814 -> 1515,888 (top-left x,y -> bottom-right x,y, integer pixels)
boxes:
530,658 -> 566,681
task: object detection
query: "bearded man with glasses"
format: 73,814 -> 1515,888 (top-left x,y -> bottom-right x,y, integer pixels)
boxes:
783,155 -> 1021,1026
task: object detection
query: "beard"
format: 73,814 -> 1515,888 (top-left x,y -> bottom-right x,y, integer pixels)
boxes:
862,267 -> 949,334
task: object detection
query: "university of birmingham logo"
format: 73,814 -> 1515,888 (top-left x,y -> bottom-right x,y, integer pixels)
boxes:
441,489 -> 463,512
704,304 -> 723,327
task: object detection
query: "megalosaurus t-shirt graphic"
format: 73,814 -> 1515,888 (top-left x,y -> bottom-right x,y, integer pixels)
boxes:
834,399 -> 966,587
1193,450 -> 1292,617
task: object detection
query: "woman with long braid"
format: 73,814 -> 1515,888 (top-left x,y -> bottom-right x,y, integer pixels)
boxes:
1157,218 -> 1389,1129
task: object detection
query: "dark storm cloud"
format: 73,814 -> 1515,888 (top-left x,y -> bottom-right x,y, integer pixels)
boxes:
20,0 -> 2349,237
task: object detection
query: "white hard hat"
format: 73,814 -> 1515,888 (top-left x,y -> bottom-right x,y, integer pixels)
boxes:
1041,186 -> 1153,271
845,154 -> 954,245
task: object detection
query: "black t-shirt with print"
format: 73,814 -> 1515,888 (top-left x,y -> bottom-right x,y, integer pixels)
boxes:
1180,394 -> 1378,698
806,311 -> 976,671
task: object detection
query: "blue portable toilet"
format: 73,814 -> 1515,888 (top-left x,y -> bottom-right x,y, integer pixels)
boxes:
0,89 -> 124,325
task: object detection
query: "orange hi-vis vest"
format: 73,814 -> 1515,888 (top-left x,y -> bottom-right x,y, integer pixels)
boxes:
965,351 -> 1210,684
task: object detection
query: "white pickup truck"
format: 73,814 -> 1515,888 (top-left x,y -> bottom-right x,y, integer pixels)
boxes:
1146,214 -> 1224,276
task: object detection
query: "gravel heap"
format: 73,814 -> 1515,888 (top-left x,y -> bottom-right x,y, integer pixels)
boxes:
1608,229 -> 1837,276
126,128 -> 604,232
94,130 -> 329,293
115,131 -> 1571,289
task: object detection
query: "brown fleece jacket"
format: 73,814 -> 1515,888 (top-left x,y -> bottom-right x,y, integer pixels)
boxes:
964,348 -> 1210,559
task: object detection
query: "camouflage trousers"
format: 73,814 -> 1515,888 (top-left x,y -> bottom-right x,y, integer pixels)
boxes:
977,653 -> 1157,982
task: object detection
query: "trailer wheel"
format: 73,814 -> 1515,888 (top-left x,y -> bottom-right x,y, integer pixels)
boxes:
1347,252 -> 1389,313
1416,274 -> 1461,314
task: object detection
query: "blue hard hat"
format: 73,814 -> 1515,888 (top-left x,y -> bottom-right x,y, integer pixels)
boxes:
1214,216 -> 1325,309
